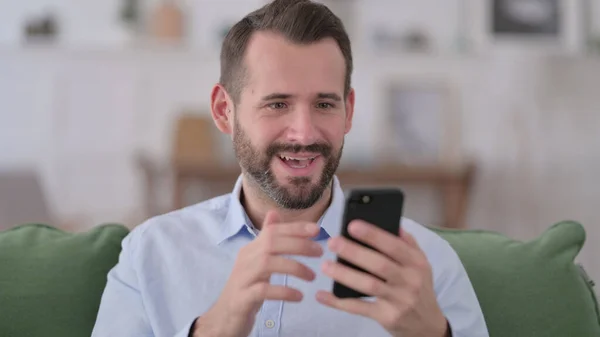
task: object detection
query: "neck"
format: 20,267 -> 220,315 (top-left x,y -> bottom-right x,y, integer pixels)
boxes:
240,175 -> 333,230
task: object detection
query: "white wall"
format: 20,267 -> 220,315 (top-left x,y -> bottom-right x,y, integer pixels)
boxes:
0,0 -> 266,48
1,0 -> 600,281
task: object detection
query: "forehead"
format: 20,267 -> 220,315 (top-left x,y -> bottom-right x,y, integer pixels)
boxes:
241,31 -> 346,97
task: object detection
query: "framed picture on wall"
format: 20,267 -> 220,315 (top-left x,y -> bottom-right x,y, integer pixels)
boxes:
492,0 -> 560,37
379,80 -> 462,167
468,0 -> 585,54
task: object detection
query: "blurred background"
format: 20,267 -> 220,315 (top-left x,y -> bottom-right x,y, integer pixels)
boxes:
1,0 -> 599,278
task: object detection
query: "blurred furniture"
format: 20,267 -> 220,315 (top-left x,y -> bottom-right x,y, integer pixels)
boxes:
138,113 -> 476,228
137,112 -> 218,218
1,220 -> 598,337
150,0 -> 185,41
0,170 -> 54,230
172,113 -> 216,165
170,163 -> 476,229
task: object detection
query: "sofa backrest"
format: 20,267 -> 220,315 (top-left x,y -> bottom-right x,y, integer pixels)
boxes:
1,221 -> 599,337
432,220 -> 600,336
0,224 -> 128,337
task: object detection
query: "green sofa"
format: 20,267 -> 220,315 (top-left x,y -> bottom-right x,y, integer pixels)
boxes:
1,221 -> 599,337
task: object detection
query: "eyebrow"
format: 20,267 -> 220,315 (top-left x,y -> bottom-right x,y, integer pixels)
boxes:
260,92 -> 342,102
317,93 -> 342,102
261,93 -> 292,101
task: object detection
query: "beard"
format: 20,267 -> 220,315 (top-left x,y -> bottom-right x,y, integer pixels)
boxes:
232,116 -> 343,210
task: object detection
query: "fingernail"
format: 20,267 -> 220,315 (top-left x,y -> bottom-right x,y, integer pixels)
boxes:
312,242 -> 323,254
322,260 -> 333,272
349,221 -> 366,236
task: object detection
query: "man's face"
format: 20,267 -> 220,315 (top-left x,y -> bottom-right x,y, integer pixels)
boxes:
231,31 -> 353,210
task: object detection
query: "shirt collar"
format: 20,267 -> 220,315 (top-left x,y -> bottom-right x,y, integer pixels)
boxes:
214,175 -> 345,245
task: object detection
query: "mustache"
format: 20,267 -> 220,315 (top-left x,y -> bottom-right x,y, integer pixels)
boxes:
266,142 -> 332,158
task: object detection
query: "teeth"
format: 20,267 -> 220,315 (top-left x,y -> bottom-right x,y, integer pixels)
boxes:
280,155 -> 316,161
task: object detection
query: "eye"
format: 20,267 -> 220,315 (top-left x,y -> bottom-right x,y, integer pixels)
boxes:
268,102 -> 287,109
316,102 -> 334,109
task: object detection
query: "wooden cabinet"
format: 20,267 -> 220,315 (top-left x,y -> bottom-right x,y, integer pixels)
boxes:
137,158 -> 475,229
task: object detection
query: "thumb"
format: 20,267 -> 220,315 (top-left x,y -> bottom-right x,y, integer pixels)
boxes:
263,210 -> 281,227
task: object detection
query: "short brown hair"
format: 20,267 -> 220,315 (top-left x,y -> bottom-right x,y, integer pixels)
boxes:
219,0 -> 353,103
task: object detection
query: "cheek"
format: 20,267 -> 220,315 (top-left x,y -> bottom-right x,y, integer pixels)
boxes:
248,121 -> 281,149
320,119 -> 347,145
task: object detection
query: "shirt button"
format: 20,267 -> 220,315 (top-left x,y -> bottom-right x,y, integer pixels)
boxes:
265,319 -> 275,329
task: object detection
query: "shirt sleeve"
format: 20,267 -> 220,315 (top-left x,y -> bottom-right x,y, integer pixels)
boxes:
91,232 -> 196,337
434,241 -> 490,337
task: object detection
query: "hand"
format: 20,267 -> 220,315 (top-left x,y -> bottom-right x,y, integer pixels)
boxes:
316,220 -> 449,337
193,211 -> 323,337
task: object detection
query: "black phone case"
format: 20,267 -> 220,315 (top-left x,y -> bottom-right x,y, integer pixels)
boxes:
332,188 -> 404,298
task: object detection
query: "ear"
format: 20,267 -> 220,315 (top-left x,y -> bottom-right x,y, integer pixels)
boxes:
210,84 -> 234,134
344,88 -> 355,134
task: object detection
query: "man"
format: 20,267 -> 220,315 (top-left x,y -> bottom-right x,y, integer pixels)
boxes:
92,0 -> 489,336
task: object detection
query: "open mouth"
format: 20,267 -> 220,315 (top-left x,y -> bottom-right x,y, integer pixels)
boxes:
278,154 -> 318,169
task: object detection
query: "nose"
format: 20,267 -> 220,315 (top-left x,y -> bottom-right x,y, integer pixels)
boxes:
285,108 -> 318,145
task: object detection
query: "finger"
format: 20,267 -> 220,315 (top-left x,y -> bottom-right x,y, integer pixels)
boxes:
327,236 -> 401,282
265,285 -> 303,302
263,256 -> 316,282
242,255 -> 316,286
318,290 -> 415,333
265,221 -> 320,238
347,220 -> 417,265
267,236 -> 323,257
400,228 -> 420,249
263,210 -> 281,227
249,283 -> 303,302
315,290 -> 378,319
321,260 -> 391,299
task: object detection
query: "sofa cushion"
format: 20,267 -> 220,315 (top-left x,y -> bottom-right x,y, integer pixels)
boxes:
432,221 -> 600,337
0,223 -> 129,337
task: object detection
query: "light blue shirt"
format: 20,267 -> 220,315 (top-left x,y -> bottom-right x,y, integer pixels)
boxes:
92,176 -> 489,337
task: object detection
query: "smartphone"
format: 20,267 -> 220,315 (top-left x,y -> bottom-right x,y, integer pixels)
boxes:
332,187 -> 405,298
